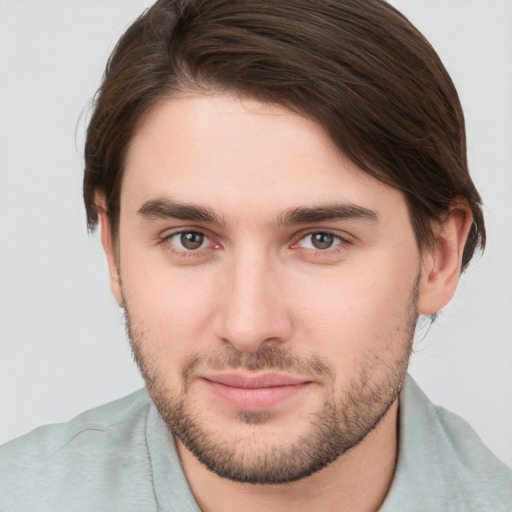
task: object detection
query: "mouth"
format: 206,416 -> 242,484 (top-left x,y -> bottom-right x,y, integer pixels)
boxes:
200,372 -> 314,411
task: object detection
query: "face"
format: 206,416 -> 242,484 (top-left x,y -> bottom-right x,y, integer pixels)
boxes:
113,94 -> 423,484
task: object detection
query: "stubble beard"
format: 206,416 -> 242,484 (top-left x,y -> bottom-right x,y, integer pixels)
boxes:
124,277 -> 419,485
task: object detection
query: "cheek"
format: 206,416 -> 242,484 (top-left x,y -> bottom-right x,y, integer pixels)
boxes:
120,255 -> 218,358
291,258 -> 418,361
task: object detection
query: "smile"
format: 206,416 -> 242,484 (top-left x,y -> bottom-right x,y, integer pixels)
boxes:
200,373 -> 313,411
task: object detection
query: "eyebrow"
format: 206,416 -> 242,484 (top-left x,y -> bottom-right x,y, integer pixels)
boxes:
137,198 -> 378,226
137,198 -> 224,225
280,203 -> 378,224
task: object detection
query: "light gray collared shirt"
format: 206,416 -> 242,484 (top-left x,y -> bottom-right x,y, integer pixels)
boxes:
1,376 -> 511,511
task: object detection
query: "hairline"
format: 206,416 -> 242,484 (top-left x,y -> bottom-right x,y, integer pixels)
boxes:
103,84 -> 435,260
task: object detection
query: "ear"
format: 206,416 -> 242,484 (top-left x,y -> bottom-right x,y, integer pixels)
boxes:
417,199 -> 474,315
95,193 -> 124,307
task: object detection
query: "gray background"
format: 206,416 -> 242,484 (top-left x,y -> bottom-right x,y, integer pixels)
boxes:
1,0 -> 511,467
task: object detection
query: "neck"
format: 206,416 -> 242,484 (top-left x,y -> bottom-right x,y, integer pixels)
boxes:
177,400 -> 399,512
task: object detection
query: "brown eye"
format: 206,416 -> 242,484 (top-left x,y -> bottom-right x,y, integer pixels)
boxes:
310,232 -> 335,249
180,231 -> 205,250
166,231 -> 207,251
297,232 -> 343,251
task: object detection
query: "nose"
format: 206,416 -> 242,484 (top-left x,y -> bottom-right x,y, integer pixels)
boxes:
214,249 -> 293,352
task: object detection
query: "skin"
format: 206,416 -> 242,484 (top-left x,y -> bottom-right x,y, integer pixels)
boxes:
99,93 -> 472,512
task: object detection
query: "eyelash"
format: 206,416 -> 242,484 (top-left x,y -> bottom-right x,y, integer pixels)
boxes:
159,229 -> 350,258
160,230 -> 217,258
293,231 -> 347,252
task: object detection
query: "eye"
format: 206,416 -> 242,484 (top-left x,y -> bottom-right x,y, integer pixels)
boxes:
297,232 -> 343,250
167,230 -> 209,251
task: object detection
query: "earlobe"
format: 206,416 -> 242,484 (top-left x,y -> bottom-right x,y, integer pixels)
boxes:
95,194 -> 124,307
417,200 -> 474,315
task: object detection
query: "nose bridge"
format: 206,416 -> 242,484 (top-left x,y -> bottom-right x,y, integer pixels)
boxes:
216,243 -> 291,351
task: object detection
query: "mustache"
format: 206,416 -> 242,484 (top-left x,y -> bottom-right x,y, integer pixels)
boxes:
182,347 -> 334,382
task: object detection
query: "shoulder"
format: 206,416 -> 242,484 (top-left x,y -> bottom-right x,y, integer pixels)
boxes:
0,389 -> 157,512
433,402 -> 512,507
0,388 -> 152,466
385,375 -> 512,512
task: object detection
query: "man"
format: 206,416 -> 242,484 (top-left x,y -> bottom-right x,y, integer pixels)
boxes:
1,0 -> 511,510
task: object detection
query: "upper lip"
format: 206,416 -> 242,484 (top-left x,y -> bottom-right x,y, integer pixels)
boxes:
201,372 -> 311,388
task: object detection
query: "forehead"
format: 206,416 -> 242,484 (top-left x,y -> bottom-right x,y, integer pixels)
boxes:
122,94 -> 408,223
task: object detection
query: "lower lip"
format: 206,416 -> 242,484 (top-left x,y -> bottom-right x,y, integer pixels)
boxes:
203,379 -> 310,411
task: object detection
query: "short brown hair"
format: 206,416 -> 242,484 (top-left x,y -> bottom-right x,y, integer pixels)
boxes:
83,0 -> 485,271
